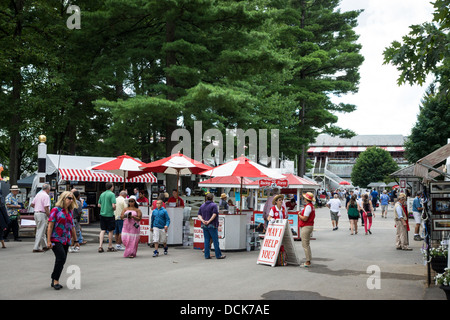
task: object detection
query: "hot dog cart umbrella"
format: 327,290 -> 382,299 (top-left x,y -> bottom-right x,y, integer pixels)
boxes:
200,156 -> 285,212
91,153 -> 151,189
139,152 -> 213,199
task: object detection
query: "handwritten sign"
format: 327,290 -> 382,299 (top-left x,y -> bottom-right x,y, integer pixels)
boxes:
257,219 -> 299,267
257,221 -> 285,266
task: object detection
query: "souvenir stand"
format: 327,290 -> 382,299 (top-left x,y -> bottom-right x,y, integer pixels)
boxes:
251,174 -> 320,240
412,142 -> 450,286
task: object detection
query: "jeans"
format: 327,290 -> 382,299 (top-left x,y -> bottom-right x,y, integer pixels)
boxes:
51,242 -> 69,281
202,225 -> 222,259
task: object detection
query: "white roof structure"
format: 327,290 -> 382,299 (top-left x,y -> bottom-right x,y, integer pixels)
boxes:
308,134 -> 406,153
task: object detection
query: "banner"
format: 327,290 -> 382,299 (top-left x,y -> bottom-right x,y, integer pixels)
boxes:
258,179 -> 288,188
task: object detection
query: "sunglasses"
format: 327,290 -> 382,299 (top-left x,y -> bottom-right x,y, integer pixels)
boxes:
67,197 -> 74,200
129,199 -> 135,202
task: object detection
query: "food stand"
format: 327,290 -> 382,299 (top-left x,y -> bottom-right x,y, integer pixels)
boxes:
251,174 -> 320,240
197,176 -> 259,251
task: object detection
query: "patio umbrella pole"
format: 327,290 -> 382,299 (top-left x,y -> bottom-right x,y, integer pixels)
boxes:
177,169 -> 180,206
240,176 -> 243,213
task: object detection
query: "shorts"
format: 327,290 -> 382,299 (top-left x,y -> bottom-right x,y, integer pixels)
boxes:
100,216 -> 116,231
412,211 -> 422,224
115,219 -> 124,234
330,210 -> 340,221
381,205 -> 388,212
152,227 -> 167,244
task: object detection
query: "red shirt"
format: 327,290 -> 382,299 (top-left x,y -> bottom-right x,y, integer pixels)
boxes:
167,196 -> 184,207
137,197 -> 149,204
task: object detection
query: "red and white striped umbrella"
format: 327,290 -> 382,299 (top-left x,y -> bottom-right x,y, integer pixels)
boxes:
200,156 -> 285,179
200,156 -> 285,211
91,154 -> 147,179
139,153 -> 212,175
90,153 -> 158,189
139,153 -> 213,199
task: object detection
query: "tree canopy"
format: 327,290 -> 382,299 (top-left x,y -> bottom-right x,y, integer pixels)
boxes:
0,0 -> 364,184
351,147 -> 399,188
383,0 -> 449,164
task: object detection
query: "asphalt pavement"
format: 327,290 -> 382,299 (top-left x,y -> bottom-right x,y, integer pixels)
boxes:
0,204 -> 447,302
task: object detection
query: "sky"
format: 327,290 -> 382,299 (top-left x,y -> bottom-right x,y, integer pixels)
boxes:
332,0 -> 436,137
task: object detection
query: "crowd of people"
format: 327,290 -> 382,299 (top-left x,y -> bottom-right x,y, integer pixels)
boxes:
321,188 -> 424,249
0,181 -> 425,290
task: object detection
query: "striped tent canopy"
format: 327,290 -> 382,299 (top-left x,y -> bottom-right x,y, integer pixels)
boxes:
58,168 -> 156,183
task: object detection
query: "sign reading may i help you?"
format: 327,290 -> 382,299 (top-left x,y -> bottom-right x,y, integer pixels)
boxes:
257,219 -> 299,267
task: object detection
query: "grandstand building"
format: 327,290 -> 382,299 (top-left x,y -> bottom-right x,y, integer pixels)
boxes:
306,134 -> 408,189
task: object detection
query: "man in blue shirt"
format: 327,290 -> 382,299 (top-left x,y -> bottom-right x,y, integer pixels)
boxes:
370,189 -> 379,211
197,193 -> 226,260
151,200 -> 170,257
379,190 -> 390,218
412,191 -> 424,241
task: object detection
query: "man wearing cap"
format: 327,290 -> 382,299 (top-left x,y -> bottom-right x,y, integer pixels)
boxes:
31,183 -> 51,252
298,192 -> 316,267
4,185 -> 21,241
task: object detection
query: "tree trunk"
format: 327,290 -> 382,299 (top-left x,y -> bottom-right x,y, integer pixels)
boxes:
165,19 -> 178,191
8,0 -> 25,185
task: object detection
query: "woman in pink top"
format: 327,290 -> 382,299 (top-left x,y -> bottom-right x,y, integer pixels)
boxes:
120,196 -> 142,258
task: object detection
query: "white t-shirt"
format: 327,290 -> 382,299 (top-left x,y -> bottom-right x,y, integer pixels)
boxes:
327,198 -> 341,212
303,205 -> 312,217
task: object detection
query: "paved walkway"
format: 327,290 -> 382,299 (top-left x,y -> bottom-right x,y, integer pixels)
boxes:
0,205 -> 447,301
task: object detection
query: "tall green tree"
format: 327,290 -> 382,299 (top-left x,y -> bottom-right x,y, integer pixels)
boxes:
351,147 -> 399,188
404,84 -> 450,163
94,0 -> 286,163
263,0 -> 364,175
383,0 -> 449,102
0,0 -> 66,183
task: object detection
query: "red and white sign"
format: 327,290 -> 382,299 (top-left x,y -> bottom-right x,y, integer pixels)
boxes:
139,217 -> 150,243
257,221 -> 286,266
258,179 -> 288,188
193,219 -> 204,250
257,219 -> 300,267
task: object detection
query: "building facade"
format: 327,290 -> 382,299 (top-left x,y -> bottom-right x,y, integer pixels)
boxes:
306,134 -> 408,189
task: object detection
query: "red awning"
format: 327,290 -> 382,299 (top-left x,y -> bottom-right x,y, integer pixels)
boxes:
58,168 -> 156,183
